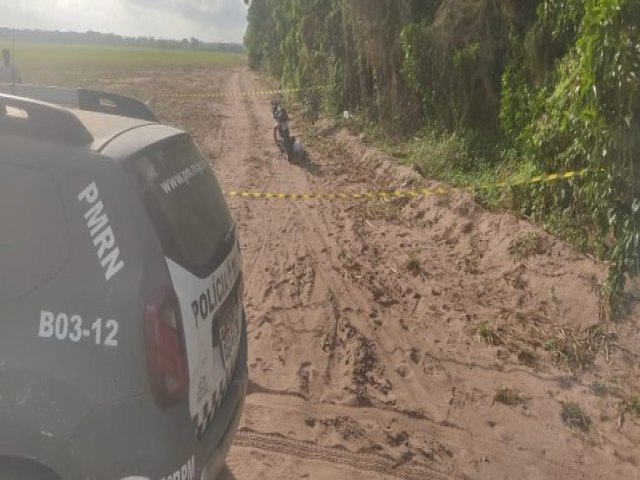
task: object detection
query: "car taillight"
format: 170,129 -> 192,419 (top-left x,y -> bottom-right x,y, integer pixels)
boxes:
144,287 -> 189,409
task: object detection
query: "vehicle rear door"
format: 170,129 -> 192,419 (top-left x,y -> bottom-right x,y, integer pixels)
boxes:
124,134 -> 244,435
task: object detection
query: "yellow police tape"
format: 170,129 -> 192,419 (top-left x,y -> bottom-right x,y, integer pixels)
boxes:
158,85 -> 328,100
223,169 -> 587,201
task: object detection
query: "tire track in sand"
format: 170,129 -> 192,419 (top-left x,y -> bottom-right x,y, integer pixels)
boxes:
234,429 -> 445,480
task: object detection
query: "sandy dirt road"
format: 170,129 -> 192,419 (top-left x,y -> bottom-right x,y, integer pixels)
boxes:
115,65 -> 640,479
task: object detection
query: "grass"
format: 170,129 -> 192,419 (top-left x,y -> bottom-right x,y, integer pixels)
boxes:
477,322 -> 504,346
560,402 -> 592,432
543,324 -> 614,373
3,41 -> 246,87
517,347 -> 537,367
494,387 -> 523,406
469,313 -> 615,377
396,131 -> 502,203
6,42 -> 246,69
405,251 -> 421,274
509,231 -> 546,260
627,396 -> 640,416
403,131 -> 473,177
589,382 -> 608,397
543,335 -> 591,372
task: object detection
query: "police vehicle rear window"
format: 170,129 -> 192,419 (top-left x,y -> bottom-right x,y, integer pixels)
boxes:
126,134 -> 233,276
0,163 -> 70,303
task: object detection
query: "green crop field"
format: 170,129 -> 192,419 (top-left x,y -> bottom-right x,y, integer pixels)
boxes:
4,42 -> 246,69
0,42 -> 246,86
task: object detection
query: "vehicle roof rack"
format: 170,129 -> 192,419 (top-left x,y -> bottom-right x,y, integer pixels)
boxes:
77,89 -> 158,122
0,94 -> 94,146
0,84 -> 158,122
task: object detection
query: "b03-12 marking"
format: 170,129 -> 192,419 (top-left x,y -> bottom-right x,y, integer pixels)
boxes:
39,310 -> 119,347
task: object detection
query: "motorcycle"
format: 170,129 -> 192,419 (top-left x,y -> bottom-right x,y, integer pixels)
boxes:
271,97 -> 297,163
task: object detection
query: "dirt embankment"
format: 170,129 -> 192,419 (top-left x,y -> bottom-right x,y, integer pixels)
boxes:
111,65 -> 640,479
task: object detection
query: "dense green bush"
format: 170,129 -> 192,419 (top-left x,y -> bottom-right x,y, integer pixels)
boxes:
501,0 -> 640,316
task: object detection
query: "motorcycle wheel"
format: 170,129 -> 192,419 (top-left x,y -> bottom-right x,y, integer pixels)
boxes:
273,126 -> 287,154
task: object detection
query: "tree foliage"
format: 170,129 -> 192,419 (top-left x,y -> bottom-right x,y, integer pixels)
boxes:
501,0 -> 640,315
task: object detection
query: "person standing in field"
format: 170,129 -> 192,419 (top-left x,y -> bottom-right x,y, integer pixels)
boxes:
0,49 -> 22,84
